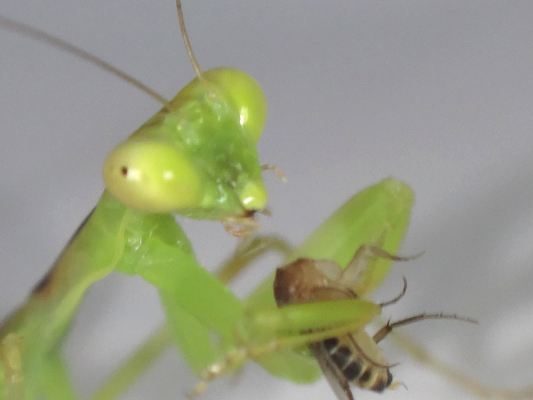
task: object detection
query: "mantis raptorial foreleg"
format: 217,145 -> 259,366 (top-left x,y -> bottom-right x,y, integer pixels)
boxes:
88,234 -> 294,400
83,177 -> 413,400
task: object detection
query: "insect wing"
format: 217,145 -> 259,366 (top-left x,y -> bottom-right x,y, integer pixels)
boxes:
309,342 -> 354,400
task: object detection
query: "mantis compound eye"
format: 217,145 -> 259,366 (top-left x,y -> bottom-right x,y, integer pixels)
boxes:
103,138 -> 204,213
202,68 -> 267,144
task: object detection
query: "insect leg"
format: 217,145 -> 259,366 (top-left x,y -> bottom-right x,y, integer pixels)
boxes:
340,244 -> 421,288
88,235 -> 294,400
373,312 -> 477,344
261,164 -> 288,183
0,333 -> 25,400
40,353 -> 80,400
191,298 -> 380,395
378,277 -> 407,308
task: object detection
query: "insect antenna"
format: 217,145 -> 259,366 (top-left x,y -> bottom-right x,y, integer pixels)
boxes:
175,0 -> 203,80
0,15 -> 168,106
378,277 -> 408,308
261,164 -> 288,183
373,312 -> 478,344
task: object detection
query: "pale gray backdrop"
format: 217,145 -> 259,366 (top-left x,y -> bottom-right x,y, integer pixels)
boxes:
0,1 -> 532,400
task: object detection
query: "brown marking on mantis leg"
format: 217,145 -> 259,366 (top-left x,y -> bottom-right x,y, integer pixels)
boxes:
31,208 -> 94,297
31,264 -> 60,297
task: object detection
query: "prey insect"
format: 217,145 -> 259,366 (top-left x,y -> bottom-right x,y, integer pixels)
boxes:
190,242 -> 474,398
273,244 -> 476,400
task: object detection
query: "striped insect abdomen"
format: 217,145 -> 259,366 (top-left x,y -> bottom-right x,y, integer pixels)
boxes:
322,331 -> 393,393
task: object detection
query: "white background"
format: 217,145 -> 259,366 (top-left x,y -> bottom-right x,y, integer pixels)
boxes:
1,1 -> 533,399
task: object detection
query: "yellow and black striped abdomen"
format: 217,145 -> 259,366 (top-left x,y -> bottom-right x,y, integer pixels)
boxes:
322,331 -> 393,393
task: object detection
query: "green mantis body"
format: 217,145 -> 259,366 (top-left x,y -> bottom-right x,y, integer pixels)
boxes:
2,1 -> 533,400
1,2 -> 413,398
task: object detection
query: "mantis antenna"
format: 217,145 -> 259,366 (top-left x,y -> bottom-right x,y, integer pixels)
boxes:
0,15 -> 169,106
176,0 -> 203,80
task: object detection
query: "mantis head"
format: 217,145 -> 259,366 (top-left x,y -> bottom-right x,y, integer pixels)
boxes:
103,67 -> 269,234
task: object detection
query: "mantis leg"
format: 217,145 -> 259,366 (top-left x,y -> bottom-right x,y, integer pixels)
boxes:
191,298 -> 381,395
130,233 -> 298,372
123,240 -> 242,372
89,234 -> 295,400
0,333 -> 25,400
0,329 -> 88,400
0,336 -> 78,400
57,178 -> 412,400
40,354 -> 79,400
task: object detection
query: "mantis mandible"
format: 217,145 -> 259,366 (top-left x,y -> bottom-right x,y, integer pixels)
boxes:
2,1 -> 533,400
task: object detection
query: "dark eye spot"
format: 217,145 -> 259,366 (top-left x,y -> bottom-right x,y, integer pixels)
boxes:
121,167 -> 128,176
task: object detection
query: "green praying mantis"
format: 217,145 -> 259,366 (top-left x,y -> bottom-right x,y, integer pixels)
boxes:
2,1 -> 533,400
